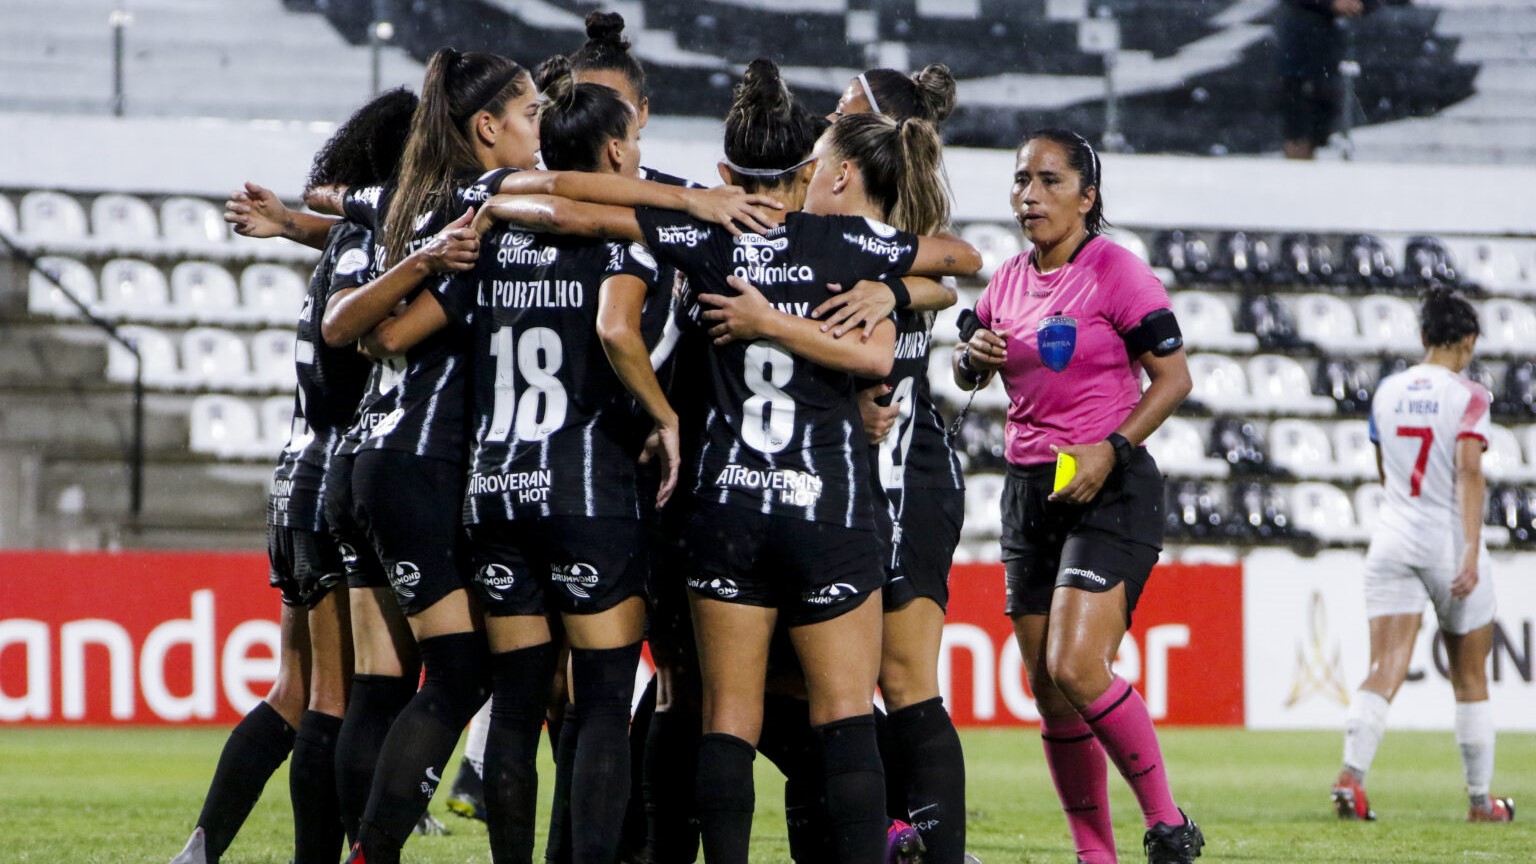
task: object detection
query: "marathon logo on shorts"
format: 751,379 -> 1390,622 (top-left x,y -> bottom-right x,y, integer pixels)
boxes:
1062,566 -> 1107,587
803,582 -> 860,606
477,563 -> 517,601
1037,314 -> 1077,372
551,562 -> 601,600
390,561 -> 422,600
687,575 -> 740,599
715,465 -> 824,507
655,224 -> 710,247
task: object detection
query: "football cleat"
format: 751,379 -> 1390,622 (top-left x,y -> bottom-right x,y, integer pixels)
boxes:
886,818 -> 926,864
1143,809 -> 1204,864
445,756 -> 487,822
1468,797 -> 1515,823
1331,771 -> 1376,821
412,812 -> 450,836
963,855 -> 986,864
342,842 -> 366,864
168,827 -> 208,864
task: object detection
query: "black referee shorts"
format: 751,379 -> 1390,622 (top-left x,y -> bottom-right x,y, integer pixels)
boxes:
682,502 -> 884,627
1000,447 -> 1163,622
467,516 -> 646,617
350,449 -> 470,617
884,486 -> 965,612
267,523 -> 345,609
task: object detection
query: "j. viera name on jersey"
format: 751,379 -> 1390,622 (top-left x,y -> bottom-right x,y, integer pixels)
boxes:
480,279 -> 585,309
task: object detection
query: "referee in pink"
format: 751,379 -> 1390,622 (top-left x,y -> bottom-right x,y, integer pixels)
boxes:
953,129 -> 1201,864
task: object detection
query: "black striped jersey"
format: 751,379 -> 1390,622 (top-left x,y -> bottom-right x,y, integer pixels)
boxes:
877,308 -> 964,494
636,166 -> 702,387
434,226 -> 662,523
268,220 -> 374,530
636,208 -> 920,528
334,168 -> 517,464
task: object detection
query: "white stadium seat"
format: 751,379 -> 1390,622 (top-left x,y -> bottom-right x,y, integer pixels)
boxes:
28,256 -> 97,319
20,190 -> 89,242
1479,299 -> 1536,355
1521,425 -> 1536,468
261,395 -> 298,454
105,324 -> 180,387
1169,291 -> 1258,353
171,261 -> 242,324
1247,355 -> 1336,415
1355,295 -> 1421,354
98,258 -> 172,322
1331,420 -> 1379,480
188,395 -> 265,459
240,263 -> 307,326
1352,484 -> 1386,533
180,327 -> 251,389
1461,238 -> 1536,298
160,196 -> 228,248
90,193 -> 159,246
1267,419 -> 1336,479
1292,293 -> 1362,354
1103,227 -> 1152,266
1484,424 -> 1534,483
962,473 -> 1006,538
1186,354 -> 1251,413
0,193 -> 18,236
1288,482 -> 1366,544
250,328 -> 299,391
1144,416 -> 1228,478
960,222 -> 1022,282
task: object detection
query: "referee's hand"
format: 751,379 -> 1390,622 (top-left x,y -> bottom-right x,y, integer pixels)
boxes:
963,327 -> 1007,373
1048,442 -> 1114,504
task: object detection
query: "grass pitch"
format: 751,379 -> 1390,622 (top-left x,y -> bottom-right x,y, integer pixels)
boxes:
1,726 -> 1531,863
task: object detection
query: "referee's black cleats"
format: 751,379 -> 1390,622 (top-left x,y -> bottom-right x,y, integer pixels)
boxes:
1143,809 -> 1204,864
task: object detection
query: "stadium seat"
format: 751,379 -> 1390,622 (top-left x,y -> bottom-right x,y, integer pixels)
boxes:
1478,299 -> 1536,355
959,222 -> 1021,281
962,473 -> 1006,538
0,193 -> 16,236
1232,480 -> 1292,539
170,261 -> 242,325
98,258 -> 173,322
180,327 -> 252,389
27,256 -> 97,319
1221,230 -> 1277,283
1157,230 -> 1215,281
240,263 -> 307,326
1354,295 -> 1421,354
250,329 -> 299,391
1332,420 -> 1379,481
954,413 -> 1008,474
1459,238 -> 1534,297
1314,355 -> 1374,414
188,395 -> 264,459
1279,233 -> 1336,285
1267,419 -> 1336,480
1144,416 -> 1229,479
1464,360 -> 1500,406
1292,293 -> 1362,354
1208,416 -> 1272,475
1352,484 -> 1387,533
1488,484 -> 1536,546
1185,354 -> 1251,413
1169,291 -> 1258,353
261,395 -> 298,454
1247,355 -> 1336,415
1235,293 -> 1307,350
161,196 -> 228,248
1499,361 -> 1536,419
90,193 -> 159,246
1103,227 -> 1151,266
1167,480 -> 1233,539
1341,234 -> 1397,290
20,190 -> 89,242
1402,235 -> 1459,288
105,324 -> 180,387
1288,481 -> 1366,544
1484,424 -> 1534,483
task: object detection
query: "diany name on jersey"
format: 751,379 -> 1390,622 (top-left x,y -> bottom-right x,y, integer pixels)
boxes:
480,280 -> 585,309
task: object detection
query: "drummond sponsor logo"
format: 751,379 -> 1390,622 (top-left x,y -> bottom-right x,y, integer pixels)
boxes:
687,575 -> 741,599
803,582 -> 860,606
715,465 -> 824,507
551,562 -> 600,599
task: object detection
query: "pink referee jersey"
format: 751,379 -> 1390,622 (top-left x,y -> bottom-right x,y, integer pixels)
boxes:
975,236 -> 1171,467
1367,363 -> 1492,566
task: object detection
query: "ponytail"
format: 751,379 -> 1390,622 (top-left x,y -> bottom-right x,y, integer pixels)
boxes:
859,64 -> 957,126
536,65 -> 634,172
1419,284 -> 1480,348
385,47 -> 527,266
722,58 -> 824,191
569,11 -> 648,98
828,113 -> 951,236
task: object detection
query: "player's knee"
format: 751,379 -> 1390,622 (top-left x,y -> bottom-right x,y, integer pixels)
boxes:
1043,652 -> 1109,709
879,658 -> 938,711
418,632 -> 492,723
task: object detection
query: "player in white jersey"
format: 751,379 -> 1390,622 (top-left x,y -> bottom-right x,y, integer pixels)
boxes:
1331,286 -> 1514,824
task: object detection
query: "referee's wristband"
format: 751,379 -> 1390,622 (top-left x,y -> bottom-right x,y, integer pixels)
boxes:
883,276 -> 911,309
1106,432 -> 1133,470
957,346 -> 983,384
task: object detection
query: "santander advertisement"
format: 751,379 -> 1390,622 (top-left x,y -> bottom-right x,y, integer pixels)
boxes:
0,552 -> 1244,727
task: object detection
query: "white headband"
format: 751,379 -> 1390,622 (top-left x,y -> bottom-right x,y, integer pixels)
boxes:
857,72 -> 882,116
721,155 -> 817,178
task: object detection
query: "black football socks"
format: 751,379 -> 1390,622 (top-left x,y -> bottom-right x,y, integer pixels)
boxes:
887,698 -> 967,864
817,714 -> 887,864
544,703 -> 579,864
644,705 -> 702,862
696,732 -> 757,864
484,641 -> 557,864
290,710 -> 345,864
196,699 -> 296,862
335,674 -> 417,843
758,694 -> 832,864
569,642 -> 644,864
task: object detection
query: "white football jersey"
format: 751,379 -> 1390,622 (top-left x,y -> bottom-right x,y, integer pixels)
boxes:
1367,363 -> 1491,565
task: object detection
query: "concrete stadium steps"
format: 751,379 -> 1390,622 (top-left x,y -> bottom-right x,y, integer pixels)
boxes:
38,455 -> 268,538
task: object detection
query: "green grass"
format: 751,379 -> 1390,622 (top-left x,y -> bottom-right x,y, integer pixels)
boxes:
1,727 -> 1531,862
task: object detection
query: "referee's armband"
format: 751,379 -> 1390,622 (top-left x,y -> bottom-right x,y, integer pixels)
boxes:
1123,308 -> 1183,358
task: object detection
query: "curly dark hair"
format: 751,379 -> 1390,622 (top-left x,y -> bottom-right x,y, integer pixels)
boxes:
1420,284 -> 1480,348
305,87 -> 418,190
